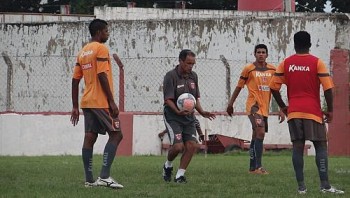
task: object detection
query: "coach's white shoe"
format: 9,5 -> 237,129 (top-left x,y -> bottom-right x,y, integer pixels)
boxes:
96,177 -> 124,189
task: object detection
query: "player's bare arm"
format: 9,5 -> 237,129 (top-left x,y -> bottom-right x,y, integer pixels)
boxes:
323,88 -> 333,123
71,78 -> 80,126
270,89 -> 288,116
98,72 -> 119,117
195,99 -> 216,120
226,87 -> 242,117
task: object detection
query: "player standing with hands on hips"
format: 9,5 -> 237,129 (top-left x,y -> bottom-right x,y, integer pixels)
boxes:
162,49 -> 216,183
226,44 -> 285,174
269,31 -> 344,194
71,19 -> 124,189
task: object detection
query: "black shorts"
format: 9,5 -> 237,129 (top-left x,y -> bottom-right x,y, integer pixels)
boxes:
83,108 -> 121,135
163,116 -> 197,145
248,105 -> 268,132
288,118 -> 327,141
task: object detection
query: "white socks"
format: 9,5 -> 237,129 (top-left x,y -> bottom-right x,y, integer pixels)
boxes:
164,160 -> 173,168
175,169 -> 186,179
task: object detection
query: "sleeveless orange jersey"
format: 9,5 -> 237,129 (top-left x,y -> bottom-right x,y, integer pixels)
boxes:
237,63 -> 276,117
269,54 -> 334,123
72,42 -> 114,108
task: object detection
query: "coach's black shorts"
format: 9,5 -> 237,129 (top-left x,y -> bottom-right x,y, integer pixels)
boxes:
83,108 -> 121,135
288,118 -> 327,141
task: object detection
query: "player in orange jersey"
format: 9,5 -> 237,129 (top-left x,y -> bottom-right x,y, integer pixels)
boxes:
71,19 -> 123,189
269,31 -> 344,194
226,44 -> 285,174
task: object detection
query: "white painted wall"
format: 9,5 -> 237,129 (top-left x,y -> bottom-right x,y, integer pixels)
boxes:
0,113 -> 316,156
1,12 -> 348,113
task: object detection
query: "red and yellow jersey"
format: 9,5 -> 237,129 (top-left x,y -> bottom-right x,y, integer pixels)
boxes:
72,42 -> 114,108
237,63 -> 276,117
269,54 -> 334,123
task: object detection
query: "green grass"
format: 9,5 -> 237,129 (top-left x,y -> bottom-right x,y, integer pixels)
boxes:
0,152 -> 349,198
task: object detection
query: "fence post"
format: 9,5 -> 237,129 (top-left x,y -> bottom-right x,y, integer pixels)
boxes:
2,52 -> 13,112
328,49 -> 350,156
113,54 -> 125,112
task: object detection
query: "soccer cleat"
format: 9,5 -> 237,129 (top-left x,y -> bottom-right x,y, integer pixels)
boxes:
96,177 -> 124,189
320,186 -> 344,194
163,165 -> 173,182
252,167 -> 269,175
297,187 -> 307,194
174,176 -> 187,183
84,181 -> 97,188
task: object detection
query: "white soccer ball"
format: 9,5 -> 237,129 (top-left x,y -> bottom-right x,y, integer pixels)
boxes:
176,93 -> 196,111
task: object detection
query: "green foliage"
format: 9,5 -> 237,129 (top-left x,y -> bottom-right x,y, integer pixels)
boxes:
295,0 -> 328,12
0,154 -> 349,197
331,0 -> 350,13
0,0 -> 41,12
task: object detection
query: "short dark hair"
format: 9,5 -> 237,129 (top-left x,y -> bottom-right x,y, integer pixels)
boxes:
294,31 -> 311,50
254,44 -> 268,54
88,19 -> 108,37
179,49 -> 196,61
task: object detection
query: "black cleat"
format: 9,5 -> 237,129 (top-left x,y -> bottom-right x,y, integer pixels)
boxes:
174,176 -> 187,183
163,165 -> 173,182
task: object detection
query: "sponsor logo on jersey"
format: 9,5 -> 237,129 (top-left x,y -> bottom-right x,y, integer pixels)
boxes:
177,84 -> 184,88
258,85 -> 270,91
190,82 -> 195,89
255,72 -> 272,77
288,64 -> 310,72
80,50 -> 93,58
81,63 -> 92,70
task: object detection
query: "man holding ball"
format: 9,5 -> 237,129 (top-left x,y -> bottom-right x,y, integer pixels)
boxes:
162,49 -> 215,183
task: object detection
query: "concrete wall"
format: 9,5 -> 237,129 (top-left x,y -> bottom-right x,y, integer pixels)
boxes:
0,113 -> 297,156
1,10 -> 349,156
0,13 -> 94,23
1,11 -> 349,113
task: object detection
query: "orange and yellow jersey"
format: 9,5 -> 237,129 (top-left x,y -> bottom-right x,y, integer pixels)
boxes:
269,54 -> 334,123
72,42 -> 114,108
237,63 -> 276,117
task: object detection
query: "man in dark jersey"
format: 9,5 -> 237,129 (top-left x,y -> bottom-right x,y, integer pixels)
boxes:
269,31 -> 344,194
71,19 -> 123,189
162,49 -> 215,183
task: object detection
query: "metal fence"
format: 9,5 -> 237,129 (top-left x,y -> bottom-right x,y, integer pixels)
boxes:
0,54 -> 282,113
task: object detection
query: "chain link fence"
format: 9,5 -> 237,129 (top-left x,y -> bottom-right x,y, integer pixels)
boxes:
0,54 -> 282,113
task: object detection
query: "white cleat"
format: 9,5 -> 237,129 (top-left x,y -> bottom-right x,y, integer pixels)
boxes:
96,177 -> 124,189
320,186 -> 344,194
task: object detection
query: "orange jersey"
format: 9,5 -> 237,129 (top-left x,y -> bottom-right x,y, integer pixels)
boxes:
269,54 -> 334,123
72,42 -> 114,108
237,63 -> 276,117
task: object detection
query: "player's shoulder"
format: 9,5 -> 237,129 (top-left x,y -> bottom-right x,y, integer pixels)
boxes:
242,63 -> 255,71
266,63 -> 276,70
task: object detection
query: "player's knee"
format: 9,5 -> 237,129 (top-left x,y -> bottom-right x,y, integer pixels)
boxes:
172,143 -> 184,153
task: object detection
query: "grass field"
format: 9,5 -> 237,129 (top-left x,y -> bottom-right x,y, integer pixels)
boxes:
0,151 -> 348,198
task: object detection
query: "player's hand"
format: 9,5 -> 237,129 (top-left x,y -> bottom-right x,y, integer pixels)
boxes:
323,111 -> 333,123
70,108 -> 80,126
201,111 -> 216,120
198,134 -> 205,142
281,106 -> 288,116
109,101 -> 119,117
226,105 -> 234,117
278,110 -> 286,123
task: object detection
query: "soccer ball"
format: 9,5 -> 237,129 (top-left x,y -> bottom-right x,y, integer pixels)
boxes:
177,93 -> 196,111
